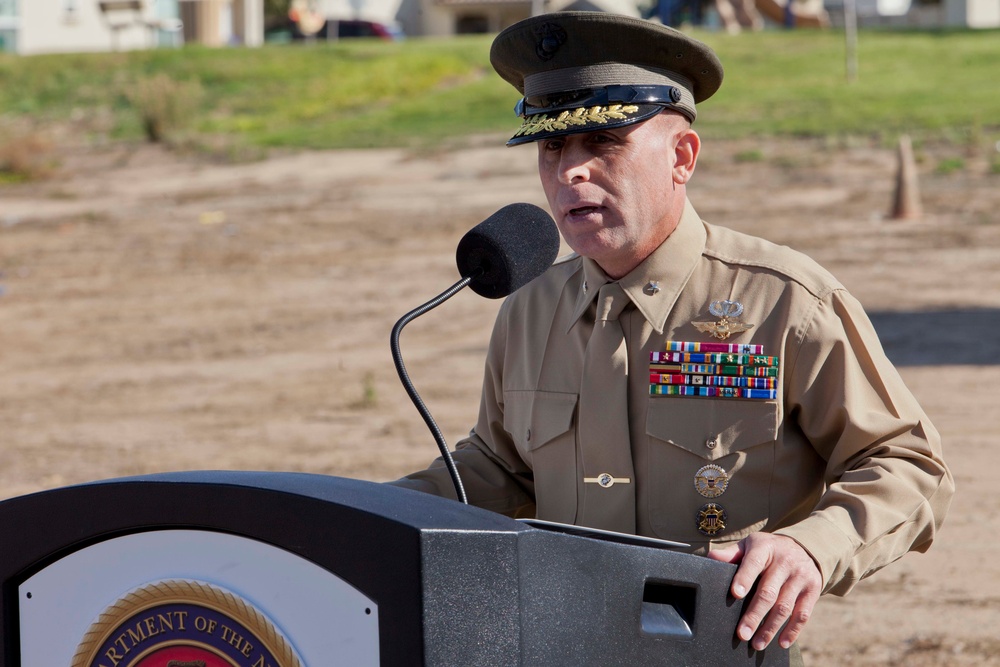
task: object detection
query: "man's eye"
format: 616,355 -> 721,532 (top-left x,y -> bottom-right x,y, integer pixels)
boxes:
543,140 -> 564,151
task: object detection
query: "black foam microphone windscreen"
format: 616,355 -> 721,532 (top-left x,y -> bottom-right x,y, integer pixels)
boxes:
455,203 -> 560,299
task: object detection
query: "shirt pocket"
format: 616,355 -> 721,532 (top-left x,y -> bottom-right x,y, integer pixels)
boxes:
645,398 -> 779,542
504,390 -> 578,525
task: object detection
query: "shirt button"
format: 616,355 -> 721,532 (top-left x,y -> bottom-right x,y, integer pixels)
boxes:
706,436 -> 718,450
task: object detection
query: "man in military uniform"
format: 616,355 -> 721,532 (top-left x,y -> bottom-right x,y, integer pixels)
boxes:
392,12 -> 953,655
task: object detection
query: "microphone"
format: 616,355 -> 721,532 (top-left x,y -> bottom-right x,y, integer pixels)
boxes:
391,204 -> 559,503
456,203 -> 561,299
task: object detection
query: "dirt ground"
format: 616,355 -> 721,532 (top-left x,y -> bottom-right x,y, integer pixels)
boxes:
1,133 -> 998,665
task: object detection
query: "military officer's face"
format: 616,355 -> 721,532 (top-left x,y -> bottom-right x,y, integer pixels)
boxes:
537,111 -> 699,278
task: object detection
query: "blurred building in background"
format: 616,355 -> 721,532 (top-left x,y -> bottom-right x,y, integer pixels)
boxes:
0,0 -> 995,54
0,0 -> 264,54
177,0 -> 264,45
304,0 -> 997,39
826,0 -> 999,26
402,0 -> 640,36
272,0 -> 638,42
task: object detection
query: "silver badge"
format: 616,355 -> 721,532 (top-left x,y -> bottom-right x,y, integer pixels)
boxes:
694,464 -> 729,498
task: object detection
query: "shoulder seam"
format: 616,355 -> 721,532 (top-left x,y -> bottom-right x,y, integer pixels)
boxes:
702,246 -> 842,301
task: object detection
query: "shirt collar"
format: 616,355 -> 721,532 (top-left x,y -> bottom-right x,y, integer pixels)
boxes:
568,199 -> 706,334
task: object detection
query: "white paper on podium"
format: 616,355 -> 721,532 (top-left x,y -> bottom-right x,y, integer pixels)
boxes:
19,529 -> 379,666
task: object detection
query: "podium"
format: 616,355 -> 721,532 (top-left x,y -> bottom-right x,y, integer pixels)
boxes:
0,472 -> 788,665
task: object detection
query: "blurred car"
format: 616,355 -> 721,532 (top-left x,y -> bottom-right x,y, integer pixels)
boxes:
266,18 -> 404,42
329,19 -> 403,40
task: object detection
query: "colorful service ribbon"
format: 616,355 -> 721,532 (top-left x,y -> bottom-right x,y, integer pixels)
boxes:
649,341 -> 780,400
663,341 -> 764,354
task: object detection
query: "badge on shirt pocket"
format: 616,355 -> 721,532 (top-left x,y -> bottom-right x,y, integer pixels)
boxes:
644,397 -> 777,542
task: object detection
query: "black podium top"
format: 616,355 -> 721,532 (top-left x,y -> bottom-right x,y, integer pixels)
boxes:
0,472 -> 787,666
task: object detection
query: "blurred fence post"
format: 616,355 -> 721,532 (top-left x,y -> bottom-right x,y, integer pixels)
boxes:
844,0 -> 858,83
891,134 -> 922,220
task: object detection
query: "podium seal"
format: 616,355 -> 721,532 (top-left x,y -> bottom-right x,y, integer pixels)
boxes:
71,579 -> 302,667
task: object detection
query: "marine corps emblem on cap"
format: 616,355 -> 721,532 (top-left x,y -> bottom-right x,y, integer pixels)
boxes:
535,22 -> 567,61
490,12 -> 724,146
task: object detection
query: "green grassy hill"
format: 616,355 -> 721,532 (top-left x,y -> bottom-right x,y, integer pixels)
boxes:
0,29 -> 997,150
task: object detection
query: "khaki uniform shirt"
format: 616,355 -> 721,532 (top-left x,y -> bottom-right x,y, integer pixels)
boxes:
394,200 -> 953,596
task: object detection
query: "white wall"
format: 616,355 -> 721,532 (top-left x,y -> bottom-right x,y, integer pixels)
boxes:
236,0 -> 263,45
961,0 -> 1000,26
318,0 -> 402,23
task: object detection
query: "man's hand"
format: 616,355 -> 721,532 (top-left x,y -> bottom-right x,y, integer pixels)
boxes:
707,533 -> 822,651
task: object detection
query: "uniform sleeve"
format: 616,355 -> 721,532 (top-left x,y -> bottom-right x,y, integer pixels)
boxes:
387,301 -> 536,517
774,289 -> 954,596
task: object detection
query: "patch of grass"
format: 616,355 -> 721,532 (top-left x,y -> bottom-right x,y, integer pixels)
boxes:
734,148 -> 765,162
692,28 -> 1000,141
935,157 -> 965,174
125,73 -> 204,142
0,30 -> 997,149
349,372 -> 378,410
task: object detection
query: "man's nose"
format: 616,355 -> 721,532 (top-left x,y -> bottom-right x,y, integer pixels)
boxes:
558,144 -> 593,185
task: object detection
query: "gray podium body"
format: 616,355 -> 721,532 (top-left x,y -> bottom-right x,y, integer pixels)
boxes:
0,472 -> 787,665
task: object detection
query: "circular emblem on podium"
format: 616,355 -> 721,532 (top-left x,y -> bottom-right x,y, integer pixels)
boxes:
71,579 -> 303,667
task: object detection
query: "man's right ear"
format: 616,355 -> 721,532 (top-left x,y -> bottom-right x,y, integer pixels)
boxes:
672,129 -> 701,185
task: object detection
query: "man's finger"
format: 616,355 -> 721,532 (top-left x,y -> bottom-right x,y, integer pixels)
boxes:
777,585 -> 821,649
729,536 -> 773,600
734,562 -> 787,645
706,541 -> 744,565
747,571 -> 798,650
708,540 -> 751,600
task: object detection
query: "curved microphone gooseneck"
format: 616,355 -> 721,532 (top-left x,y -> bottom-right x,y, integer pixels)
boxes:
389,203 -> 560,505
389,274 -> 477,504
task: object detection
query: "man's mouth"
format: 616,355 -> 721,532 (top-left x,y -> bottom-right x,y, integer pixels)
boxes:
568,205 -> 600,216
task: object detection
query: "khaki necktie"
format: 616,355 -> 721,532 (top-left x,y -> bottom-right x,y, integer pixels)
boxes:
577,282 -> 636,534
